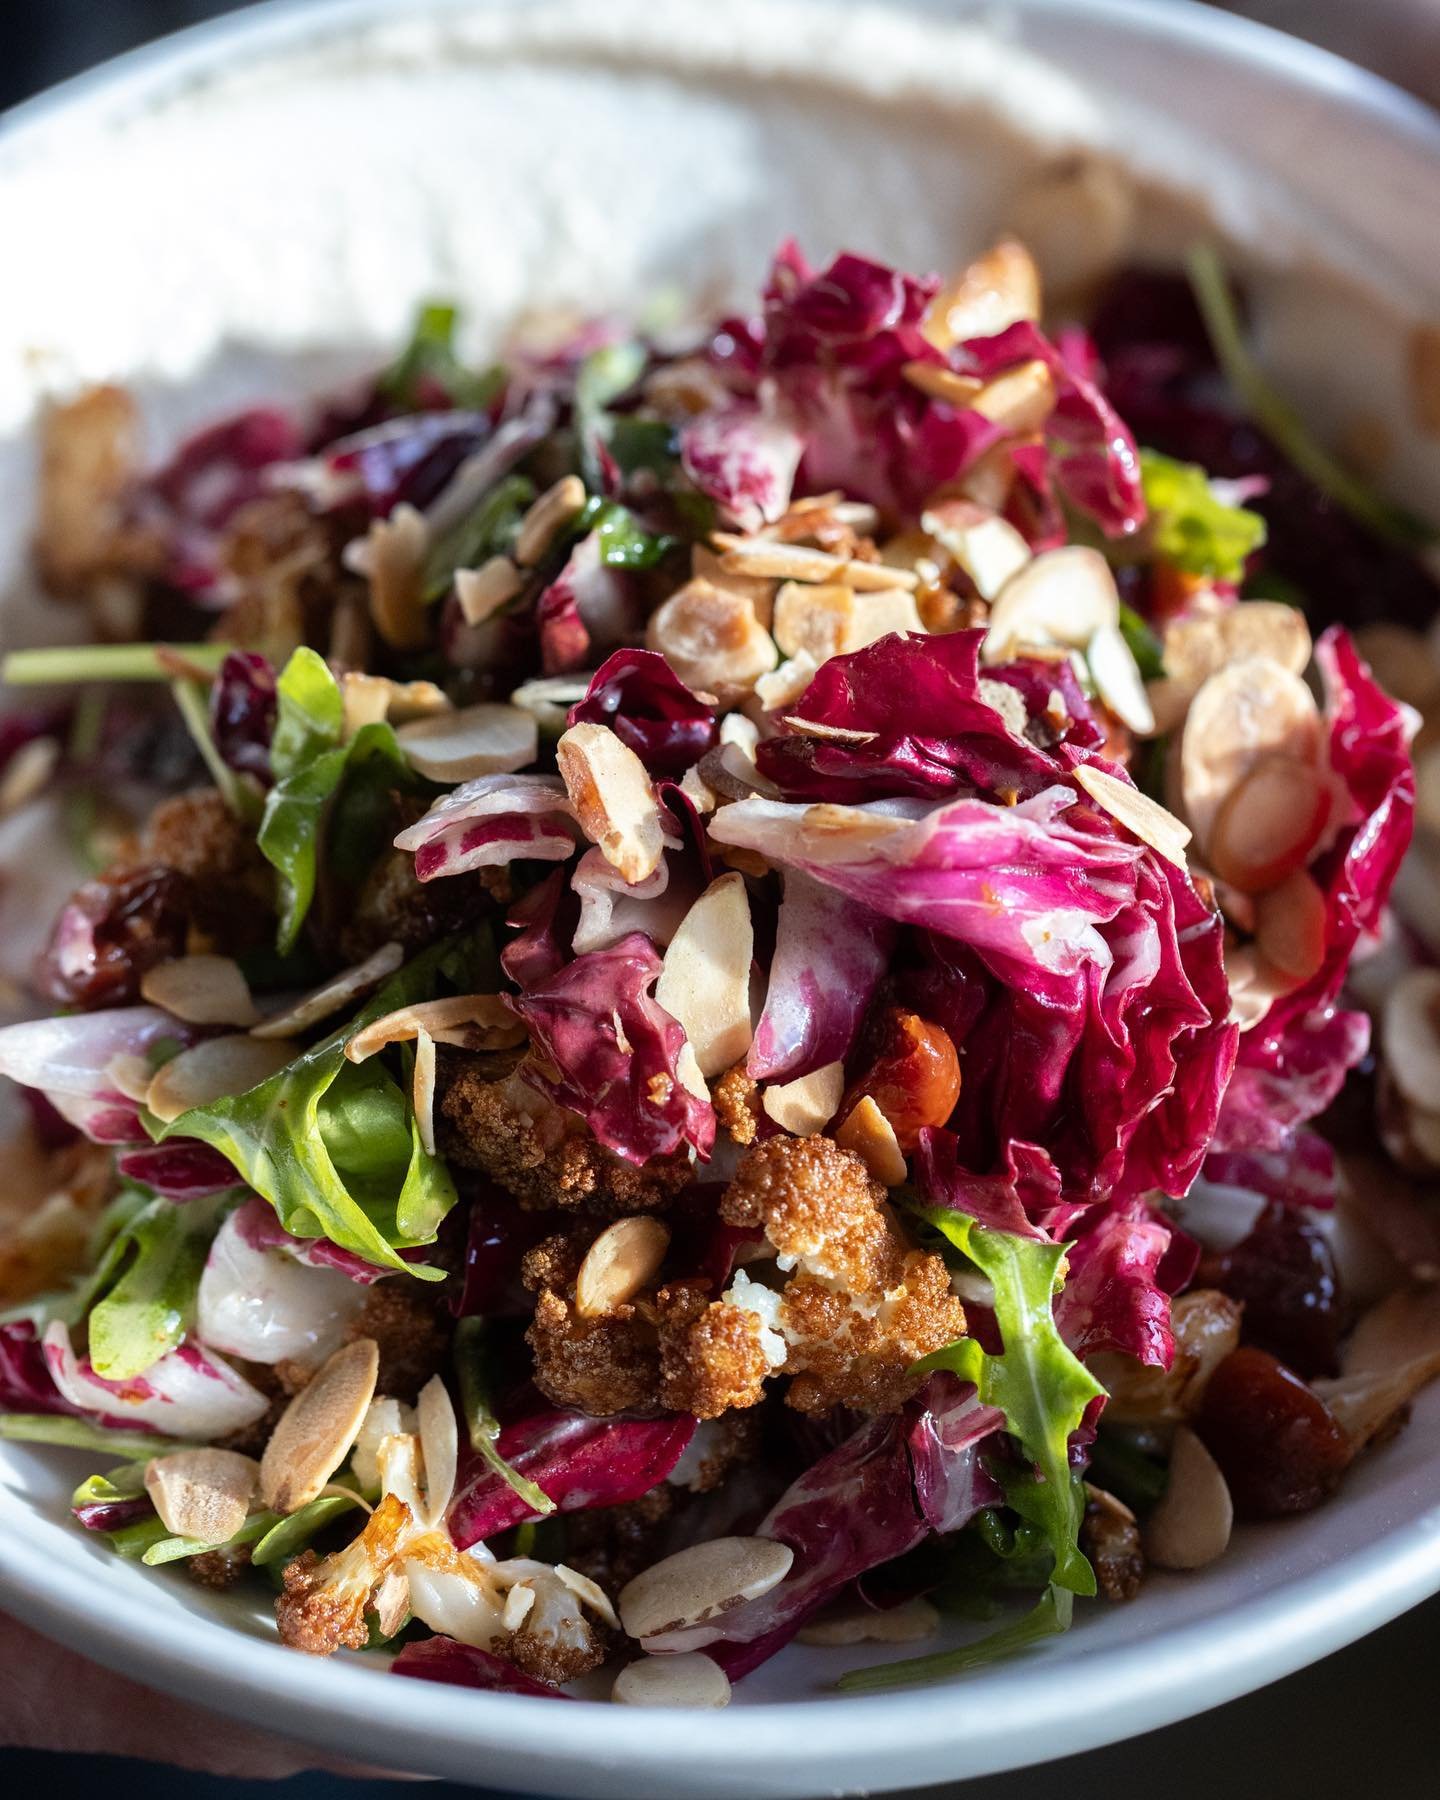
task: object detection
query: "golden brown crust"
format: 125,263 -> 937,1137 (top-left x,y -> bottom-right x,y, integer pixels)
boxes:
520,1227 -> 593,1294
136,787 -> 277,953
274,1492 -> 410,1656
343,1280 -> 451,1403
184,1543 -> 254,1591
526,1288 -> 660,1415
487,1625 -> 608,1687
656,1283 -> 770,1419
337,844 -> 508,966
712,1062 -> 761,1147
721,1135 -> 903,1291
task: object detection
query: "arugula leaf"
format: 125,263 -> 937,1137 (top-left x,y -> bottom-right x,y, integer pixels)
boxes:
574,496 -> 677,570
1139,448 -> 1267,584
422,473 -> 535,603
258,648 -> 411,952
574,341 -> 647,489
155,939 -> 488,1275
0,1414 -> 186,1458
250,1491 -> 364,1567
1087,1427 -> 1170,1514
453,1317 -> 555,1516
1187,244 -> 1434,551
380,300 -> 504,413
839,1585 -> 1073,1691
1117,601 -> 1166,682
85,1193 -> 224,1381
910,1209 -> 1101,1597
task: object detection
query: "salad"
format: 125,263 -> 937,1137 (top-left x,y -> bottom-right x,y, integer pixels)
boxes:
1,234 -> 1438,1707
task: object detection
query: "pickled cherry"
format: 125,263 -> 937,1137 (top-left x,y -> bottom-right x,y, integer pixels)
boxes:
842,1007 -> 961,1150
1196,1346 -> 1351,1518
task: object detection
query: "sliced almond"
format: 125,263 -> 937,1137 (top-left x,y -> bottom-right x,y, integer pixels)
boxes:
1382,969 -> 1440,1114
1342,1283 -> 1440,1377
678,763 -> 718,815
1207,755 -> 1329,894
415,1373 -> 458,1528
139,955 -> 259,1028
144,1448 -> 258,1544
1088,623 -> 1156,735
0,736 -> 60,815
969,360 -> 1057,434
690,545 -> 775,627
146,1034 -> 296,1123
1143,1426 -> 1233,1570
762,1061 -> 845,1137
712,534 -> 919,592
509,674 -> 594,737
345,994 -> 524,1062
983,545 -> 1120,664
754,651 -> 820,714
557,721 -> 667,885
1073,764 -> 1190,870
797,1595 -> 940,1646
502,1583 -> 537,1631
618,1536 -> 794,1641
555,1562 -> 621,1630
833,1096 -> 908,1187
646,579 -> 778,699
396,702 -> 538,783
612,1653 -> 731,1708
341,672 -> 451,738
261,1338 -> 380,1514
847,587 -> 925,650
1180,658 -> 1322,857
413,1026 -> 437,1156
251,942 -> 405,1040
456,556 -> 525,625
654,874 -> 755,1079
514,474 -> 586,567
923,238 -> 1042,350
901,362 -> 984,410
575,1216 -> 672,1319
1254,869 -> 1327,982
921,499 -> 1031,600
772,582 -> 854,661
104,1053 -> 156,1105
1149,604 -> 1313,736
362,503 -> 429,652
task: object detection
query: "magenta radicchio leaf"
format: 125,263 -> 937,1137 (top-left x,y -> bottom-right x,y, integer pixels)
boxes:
36,867 -> 191,1010
116,1140 -> 243,1201
324,410 -> 493,516
448,1407 -> 695,1548
231,1193 -> 424,1284
0,1006 -> 200,1146
500,869 -> 579,991
141,408 -> 302,594
644,1377 -> 1000,1678
1053,1198 -> 1178,1370
1,1319 -> 73,1415
209,650 -> 277,783
510,933 -> 715,1163
73,1491 -> 154,1533
1203,1132 -> 1336,1210
392,1637 -> 573,1698
748,871 -> 894,1082
395,774 -> 579,883
679,400 -> 803,532
915,1133 -> 1079,1242
1214,627 -> 1414,1154
40,1321 -> 269,1438
568,649 -> 718,777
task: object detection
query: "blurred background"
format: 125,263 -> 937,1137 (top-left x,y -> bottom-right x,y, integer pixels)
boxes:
0,3 -> 1437,1798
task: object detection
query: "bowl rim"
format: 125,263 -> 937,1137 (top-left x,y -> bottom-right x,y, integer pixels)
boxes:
2,1 -> 1440,1793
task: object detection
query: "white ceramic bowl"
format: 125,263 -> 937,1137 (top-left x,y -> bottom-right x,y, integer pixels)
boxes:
2,4 -> 1440,1794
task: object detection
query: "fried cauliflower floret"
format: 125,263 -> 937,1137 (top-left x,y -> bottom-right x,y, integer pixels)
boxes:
275,1492 -> 412,1655
341,1280 -> 450,1403
721,1135 -> 906,1291
520,1227 -> 592,1294
655,1280 -> 773,1419
185,1543 -> 254,1591
489,1572 -> 611,1685
560,1487 -> 677,1593
712,1062 -> 761,1146
526,1287 -> 659,1415
137,787 -> 276,952
440,1060 -> 692,1215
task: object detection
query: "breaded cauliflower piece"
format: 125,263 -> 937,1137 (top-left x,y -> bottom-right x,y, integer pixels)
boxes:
526,1287 -> 660,1416
440,1060 -> 692,1215
712,1062 -> 761,1147
655,1279 -> 773,1419
276,1492 -> 412,1655
721,1135 -> 905,1291
341,1280 -> 451,1403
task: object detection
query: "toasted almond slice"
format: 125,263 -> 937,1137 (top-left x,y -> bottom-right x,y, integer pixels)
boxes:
345,994 -> 524,1062
678,763 -> 718,815
901,362 -> 984,409
1207,754 -> 1329,894
1143,1427 -> 1233,1570
983,545 -> 1120,664
373,1567 -> 412,1638
1254,869 -> 1327,982
762,1061 -> 845,1137
1382,969 -> 1440,1113
1223,946 -> 1296,1032
968,359 -> 1057,434
341,672 -> 452,738
502,1583 -> 537,1631
921,499 -> 1031,600
689,545 -> 775,627
0,735 -> 60,815
576,1216 -> 672,1319
104,1054 -> 156,1105
555,1563 -> 621,1630
713,534 -> 919,592
833,1096 -> 908,1187
655,874 -> 754,1079
415,1373 -> 458,1528
144,1448 -> 258,1544
797,1595 -> 940,1646
396,702 -> 538,783
776,716 -> 877,745
1220,602 -> 1312,678
1088,623 -> 1156,735
923,238 -> 1042,350
140,955 -> 259,1028
647,579 -> 778,698
1180,657 -> 1322,856
772,581 -> 854,661
413,1026 -> 437,1156
363,503 -> 430,652
1073,764 -> 1190,870
509,673 -> 594,736
619,1536 -> 794,1640
1150,604 -> 1313,735
846,587 -> 925,650
754,650 -> 820,714
261,1338 -> 380,1514
612,1653 -> 731,1708
251,942 -> 405,1040
146,1035 -> 296,1123
1342,1283 -> 1440,1376
557,721 -> 667,885
456,556 -> 525,625
514,474 -> 587,567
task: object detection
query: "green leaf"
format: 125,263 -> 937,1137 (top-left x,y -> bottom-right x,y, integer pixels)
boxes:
155,939 -> 484,1275
1087,1427 -> 1170,1514
71,1462 -> 148,1509
249,1491 -> 363,1567
839,1585 -> 1073,1691
0,1414 -> 188,1458
1139,448 -> 1267,584
169,677 -> 261,824
380,300 -> 505,413
574,496 -> 677,571
608,416 -> 678,480
86,1194 -> 222,1381
269,646 -> 345,777
453,1317 -> 555,1516
574,341 -> 647,489
1117,601 -> 1167,682
1187,244 -> 1434,551
909,1209 -> 1102,1598
2,643 -> 232,686
422,473 -> 535,603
